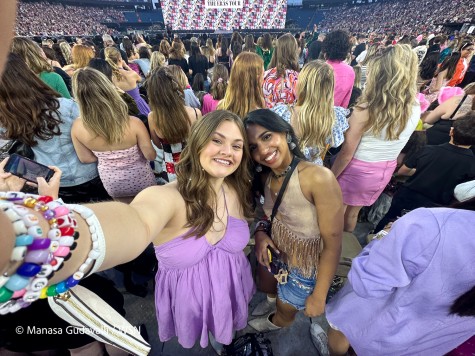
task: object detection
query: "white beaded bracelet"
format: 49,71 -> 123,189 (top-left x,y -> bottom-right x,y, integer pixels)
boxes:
68,204 -> 106,276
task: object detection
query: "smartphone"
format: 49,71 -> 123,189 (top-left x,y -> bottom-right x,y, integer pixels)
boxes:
4,154 -> 54,183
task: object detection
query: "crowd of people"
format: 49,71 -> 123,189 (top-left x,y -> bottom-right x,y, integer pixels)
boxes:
320,0 -> 475,34
15,1 -> 124,36
1,0 -> 475,355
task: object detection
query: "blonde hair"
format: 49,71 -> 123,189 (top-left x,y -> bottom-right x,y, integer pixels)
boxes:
150,51 -> 166,73
59,42 -> 72,65
296,60 -> 335,156
72,68 -> 129,145
167,65 -> 188,90
71,44 -> 94,69
217,52 -> 265,118
104,47 -> 123,81
10,37 -> 52,74
206,38 -> 215,57
359,44 -> 418,140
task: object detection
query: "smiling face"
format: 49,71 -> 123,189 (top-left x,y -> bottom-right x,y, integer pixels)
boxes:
246,124 -> 292,172
199,120 -> 244,179
461,44 -> 474,58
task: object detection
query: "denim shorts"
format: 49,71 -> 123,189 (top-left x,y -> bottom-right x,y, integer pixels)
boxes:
277,268 -> 316,310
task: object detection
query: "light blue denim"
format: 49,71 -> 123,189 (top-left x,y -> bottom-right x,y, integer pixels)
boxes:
277,267 -> 316,310
31,98 -> 99,187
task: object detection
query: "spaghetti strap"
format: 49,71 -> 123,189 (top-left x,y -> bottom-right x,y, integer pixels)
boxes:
222,186 -> 229,215
193,107 -> 198,120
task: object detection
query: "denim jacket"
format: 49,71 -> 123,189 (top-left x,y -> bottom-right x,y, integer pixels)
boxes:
31,98 -> 98,187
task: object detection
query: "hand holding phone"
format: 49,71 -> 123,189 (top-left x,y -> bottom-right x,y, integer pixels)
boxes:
4,154 -> 55,183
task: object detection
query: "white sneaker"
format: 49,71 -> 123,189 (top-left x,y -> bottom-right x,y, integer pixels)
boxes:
248,313 -> 281,332
310,323 -> 329,356
251,297 -> 276,316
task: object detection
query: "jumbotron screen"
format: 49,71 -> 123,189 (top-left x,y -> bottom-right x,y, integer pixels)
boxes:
161,0 -> 288,31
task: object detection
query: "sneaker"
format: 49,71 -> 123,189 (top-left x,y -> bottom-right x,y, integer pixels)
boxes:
251,297 -> 276,316
248,313 -> 281,332
310,323 -> 329,356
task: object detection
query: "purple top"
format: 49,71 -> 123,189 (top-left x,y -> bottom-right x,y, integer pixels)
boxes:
126,86 -> 150,116
327,60 -> 355,108
154,215 -> 255,348
326,208 -> 475,355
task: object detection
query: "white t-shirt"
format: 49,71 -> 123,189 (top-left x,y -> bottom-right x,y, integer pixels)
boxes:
353,104 -> 421,162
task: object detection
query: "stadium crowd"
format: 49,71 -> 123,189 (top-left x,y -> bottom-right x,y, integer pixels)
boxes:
320,0 -> 475,34
1,0 -> 475,355
15,1 -> 124,36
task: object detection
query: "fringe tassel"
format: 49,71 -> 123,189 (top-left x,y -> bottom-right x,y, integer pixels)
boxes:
271,219 -> 322,278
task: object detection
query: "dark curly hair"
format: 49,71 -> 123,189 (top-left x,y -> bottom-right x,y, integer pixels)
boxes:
322,30 -> 352,61
0,53 -> 61,147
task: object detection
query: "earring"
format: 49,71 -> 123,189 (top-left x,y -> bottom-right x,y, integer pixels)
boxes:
255,164 -> 262,173
287,133 -> 296,150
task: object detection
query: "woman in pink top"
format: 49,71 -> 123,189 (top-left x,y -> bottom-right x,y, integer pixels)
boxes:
322,30 -> 355,108
262,33 -> 299,108
202,64 -> 229,115
71,68 -> 156,202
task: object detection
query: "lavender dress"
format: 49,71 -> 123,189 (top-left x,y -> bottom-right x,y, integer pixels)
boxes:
126,86 -> 150,116
154,204 -> 255,348
326,208 -> 475,355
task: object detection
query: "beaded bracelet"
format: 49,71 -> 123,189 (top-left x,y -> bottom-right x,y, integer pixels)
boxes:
0,192 -> 99,314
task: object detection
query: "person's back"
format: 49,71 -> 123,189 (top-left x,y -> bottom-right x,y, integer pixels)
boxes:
72,115 -> 155,200
353,104 -> 421,162
71,68 -> 155,200
326,207 -> 475,355
403,143 -> 475,205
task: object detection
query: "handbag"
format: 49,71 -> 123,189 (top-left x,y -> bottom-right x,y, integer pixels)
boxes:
266,156 -> 300,284
223,332 -> 274,356
8,140 -> 35,160
48,285 -> 151,356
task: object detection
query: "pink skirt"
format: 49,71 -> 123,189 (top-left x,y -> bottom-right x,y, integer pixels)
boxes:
337,158 -> 396,206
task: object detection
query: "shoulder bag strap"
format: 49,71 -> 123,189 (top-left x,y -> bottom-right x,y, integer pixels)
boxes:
449,94 -> 468,119
270,155 -> 300,224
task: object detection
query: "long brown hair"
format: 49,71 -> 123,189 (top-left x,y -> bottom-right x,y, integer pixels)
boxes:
176,110 -> 253,238
159,39 -> 171,59
210,64 -> 229,100
268,33 -> 299,77
217,52 -> 265,118
0,54 -> 61,146
169,41 -> 185,60
10,36 -> 52,74
147,66 -> 190,143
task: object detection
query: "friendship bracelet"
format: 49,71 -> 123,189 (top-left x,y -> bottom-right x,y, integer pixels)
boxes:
0,192 -> 99,314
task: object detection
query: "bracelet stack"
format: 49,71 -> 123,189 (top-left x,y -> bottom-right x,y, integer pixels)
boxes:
0,192 -> 97,314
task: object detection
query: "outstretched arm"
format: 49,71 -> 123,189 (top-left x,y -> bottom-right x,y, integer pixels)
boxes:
0,185 -> 177,285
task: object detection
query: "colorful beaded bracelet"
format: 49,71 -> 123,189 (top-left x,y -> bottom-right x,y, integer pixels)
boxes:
0,192 -> 98,314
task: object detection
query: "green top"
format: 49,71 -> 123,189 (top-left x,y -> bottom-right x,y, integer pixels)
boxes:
39,71 -> 71,99
256,46 -> 274,71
